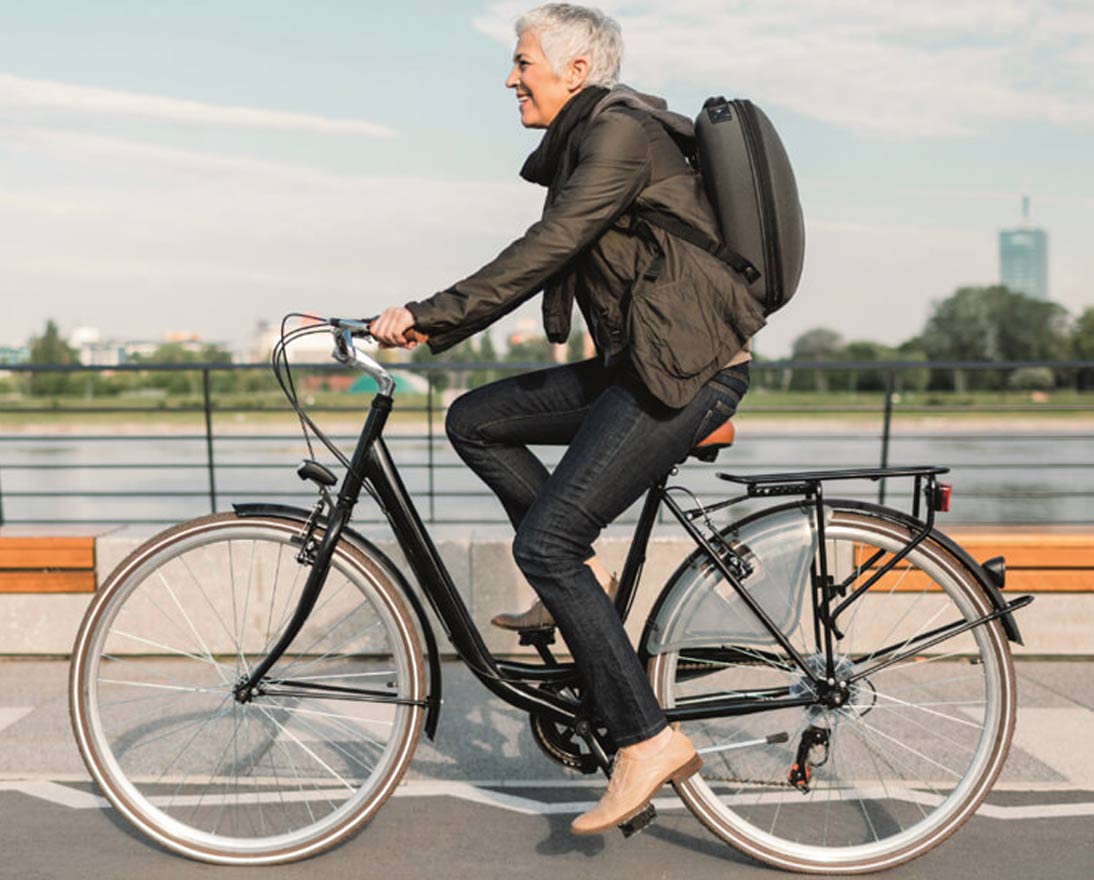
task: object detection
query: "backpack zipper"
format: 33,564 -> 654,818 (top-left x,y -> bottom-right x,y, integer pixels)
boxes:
734,99 -> 783,311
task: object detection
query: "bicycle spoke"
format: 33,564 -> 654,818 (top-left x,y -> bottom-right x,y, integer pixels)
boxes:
264,699 -> 392,748
237,540 -> 259,673
263,543 -> 286,657
254,573 -> 357,675
157,572 -> 231,686
264,697 -> 381,775
189,705 -> 247,829
179,552 -> 246,674
109,630 -> 231,672
254,704 -> 355,793
865,689 -> 984,732
274,619 -> 383,682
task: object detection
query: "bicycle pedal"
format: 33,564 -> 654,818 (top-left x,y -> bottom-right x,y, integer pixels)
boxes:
518,626 -> 556,646
618,802 -> 657,837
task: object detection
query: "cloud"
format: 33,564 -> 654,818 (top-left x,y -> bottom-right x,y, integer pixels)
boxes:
475,0 -> 1094,138
2,124 -> 349,185
0,72 -> 397,136
0,124 -> 539,235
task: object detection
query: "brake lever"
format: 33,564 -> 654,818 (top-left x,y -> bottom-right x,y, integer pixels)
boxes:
329,316 -> 375,338
332,327 -> 356,364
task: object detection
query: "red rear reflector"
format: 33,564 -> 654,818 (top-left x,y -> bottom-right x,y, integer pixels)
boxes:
935,483 -> 952,512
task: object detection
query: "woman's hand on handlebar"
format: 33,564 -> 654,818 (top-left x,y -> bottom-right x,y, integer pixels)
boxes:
370,306 -> 428,349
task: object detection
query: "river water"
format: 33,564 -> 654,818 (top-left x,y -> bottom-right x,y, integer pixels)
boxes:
2,419 -> 1091,528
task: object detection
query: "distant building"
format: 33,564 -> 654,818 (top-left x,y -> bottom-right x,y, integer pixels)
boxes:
999,196 -> 1048,300
249,317 -> 370,364
0,346 -> 29,366
67,327 -> 228,366
68,327 -> 126,367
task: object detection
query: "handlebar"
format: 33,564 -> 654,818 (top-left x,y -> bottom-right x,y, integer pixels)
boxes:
328,316 -> 372,336
326,316 -> 429,347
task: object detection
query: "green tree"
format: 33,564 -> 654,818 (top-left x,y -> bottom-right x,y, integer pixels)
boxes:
410,336 -> 448,392
468,333 -> 499,388
411,337 -> 495,393
130,342 -> 233,395
27,319 -> 78,396
790,327 -> 843,391
1071,307 -> 1094,389
921,286 -> 1068,390
840,340 -> 889,392
505,336 -> 553,363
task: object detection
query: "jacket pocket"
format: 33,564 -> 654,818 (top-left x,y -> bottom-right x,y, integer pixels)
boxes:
627,280 -> 735,379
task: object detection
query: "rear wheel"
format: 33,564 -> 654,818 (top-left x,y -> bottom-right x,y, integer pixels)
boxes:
70,513 -> 426,865
649,506 -> 1016,874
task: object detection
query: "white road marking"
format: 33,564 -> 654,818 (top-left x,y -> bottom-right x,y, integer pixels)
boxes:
1011,707 -> 1094,788
0,707 -> 32,734
0,780 -> 109,809
975,801 -> 1094,821
0,777 -> 1091,821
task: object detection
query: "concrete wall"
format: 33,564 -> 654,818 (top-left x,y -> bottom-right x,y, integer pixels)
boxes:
0,525 -> 1086,656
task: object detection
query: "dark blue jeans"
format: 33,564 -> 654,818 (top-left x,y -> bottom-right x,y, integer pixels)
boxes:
446,358 -> 749,746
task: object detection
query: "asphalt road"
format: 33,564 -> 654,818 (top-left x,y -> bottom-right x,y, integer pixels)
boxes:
2,659 -> 1093,880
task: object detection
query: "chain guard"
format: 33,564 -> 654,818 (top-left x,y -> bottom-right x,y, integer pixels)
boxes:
529,715 -> 600,775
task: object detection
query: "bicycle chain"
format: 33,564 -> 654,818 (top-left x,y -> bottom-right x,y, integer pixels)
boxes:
700,772 -> 796,789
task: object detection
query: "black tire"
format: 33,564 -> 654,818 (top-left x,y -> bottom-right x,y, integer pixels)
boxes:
70,513 -> 426,865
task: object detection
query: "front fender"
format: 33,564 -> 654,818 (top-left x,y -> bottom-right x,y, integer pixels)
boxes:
233,502 -> 443,739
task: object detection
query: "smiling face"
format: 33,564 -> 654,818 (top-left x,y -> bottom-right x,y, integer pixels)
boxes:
505,29 -> 588,129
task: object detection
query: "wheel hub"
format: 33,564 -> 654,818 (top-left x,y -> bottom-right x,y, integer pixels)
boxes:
789,654 -> 860,716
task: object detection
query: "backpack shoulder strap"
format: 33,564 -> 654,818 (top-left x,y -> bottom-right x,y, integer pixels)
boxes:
639,207 -> 762,285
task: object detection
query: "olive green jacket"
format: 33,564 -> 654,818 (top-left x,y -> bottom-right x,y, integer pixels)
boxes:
405,88 -> 766,408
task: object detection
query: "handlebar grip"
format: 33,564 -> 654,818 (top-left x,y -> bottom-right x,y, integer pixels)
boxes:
405,328 -> 430,346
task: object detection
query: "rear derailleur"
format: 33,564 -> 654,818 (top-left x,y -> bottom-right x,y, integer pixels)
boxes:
787,725 -> 830,793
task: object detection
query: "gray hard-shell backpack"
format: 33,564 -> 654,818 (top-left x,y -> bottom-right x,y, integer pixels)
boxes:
642,97 -> 805,316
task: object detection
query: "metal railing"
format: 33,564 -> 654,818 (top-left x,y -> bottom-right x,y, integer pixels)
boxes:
1,358 -> 1092,526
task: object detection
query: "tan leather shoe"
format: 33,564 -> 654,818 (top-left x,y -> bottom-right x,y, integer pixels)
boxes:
491,574 -> 619,632
571,727 -> 701,835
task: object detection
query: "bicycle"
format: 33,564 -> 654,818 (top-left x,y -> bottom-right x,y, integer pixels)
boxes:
69,315 -> 1032,872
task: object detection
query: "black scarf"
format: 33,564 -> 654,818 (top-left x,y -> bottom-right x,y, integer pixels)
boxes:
519,86 -> 609,187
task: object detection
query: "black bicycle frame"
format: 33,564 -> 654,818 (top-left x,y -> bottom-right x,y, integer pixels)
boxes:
238,387 -> 1031,734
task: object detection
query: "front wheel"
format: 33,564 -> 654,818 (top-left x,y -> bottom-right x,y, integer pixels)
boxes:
648,505 -> 1016,874
70,513 -> 426,865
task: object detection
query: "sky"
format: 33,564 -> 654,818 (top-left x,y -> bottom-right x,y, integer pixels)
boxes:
1,0 -> 1091,358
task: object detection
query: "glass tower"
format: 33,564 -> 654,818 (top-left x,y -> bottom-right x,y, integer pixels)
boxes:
999,196 -> 1048,300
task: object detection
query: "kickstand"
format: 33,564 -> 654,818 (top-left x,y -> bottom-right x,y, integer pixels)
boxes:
618,802 -> 657,837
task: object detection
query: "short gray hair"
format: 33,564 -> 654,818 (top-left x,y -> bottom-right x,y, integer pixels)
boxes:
515,4 -> 623,88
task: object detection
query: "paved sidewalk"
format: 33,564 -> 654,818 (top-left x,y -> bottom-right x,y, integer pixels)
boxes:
2,660 -> 1093,879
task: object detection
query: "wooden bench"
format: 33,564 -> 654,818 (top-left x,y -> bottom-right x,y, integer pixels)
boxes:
0,532 -> 98,593
854,529 -> 1094,592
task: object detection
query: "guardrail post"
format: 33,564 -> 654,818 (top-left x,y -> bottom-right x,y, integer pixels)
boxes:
202,368 -> 218,512
426,372 -> 436,523
878,368 -> 895,504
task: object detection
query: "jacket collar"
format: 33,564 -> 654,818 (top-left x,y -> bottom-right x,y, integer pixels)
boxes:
519,85 -> 609,187
589,84 -> 694,141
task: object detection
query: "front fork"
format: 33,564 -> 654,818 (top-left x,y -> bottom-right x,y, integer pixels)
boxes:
234,501 -> 346,703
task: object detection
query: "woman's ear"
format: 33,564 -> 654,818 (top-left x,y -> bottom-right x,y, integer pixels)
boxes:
566,56 -> 590,92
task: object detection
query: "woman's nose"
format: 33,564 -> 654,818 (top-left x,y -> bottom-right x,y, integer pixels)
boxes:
505,66 -> 520,89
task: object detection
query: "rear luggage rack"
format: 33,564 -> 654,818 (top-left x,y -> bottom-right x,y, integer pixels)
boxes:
717,465 -> 949,485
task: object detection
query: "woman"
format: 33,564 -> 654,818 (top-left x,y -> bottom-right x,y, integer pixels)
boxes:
370,3 -> 763,835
